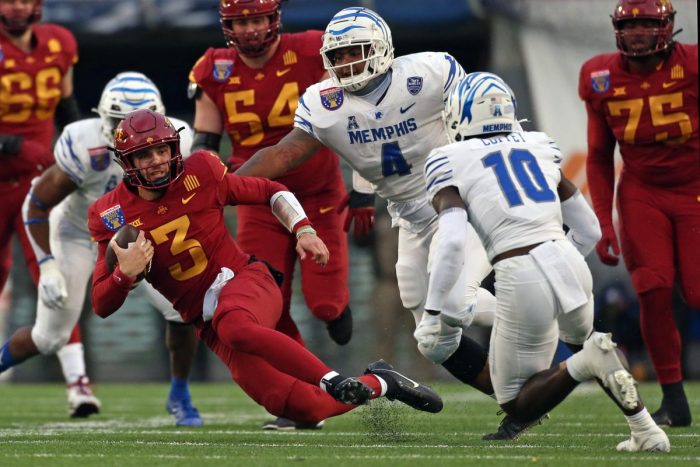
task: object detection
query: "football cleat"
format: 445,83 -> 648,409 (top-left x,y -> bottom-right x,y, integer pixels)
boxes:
651,397 -> 692,427
323,375 -> 373,405
326,306 -> 353,345
364,360 -> 443,413
579,332 -> 640,410
616,425 -> 671,452
482,412 -> 549,441
166,397 -> 204,427
67,375 -> 101,418
262,417 -> 325,431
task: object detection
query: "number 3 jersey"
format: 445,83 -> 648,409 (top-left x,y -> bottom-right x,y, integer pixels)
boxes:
189,31 -> 342,196
579,43 -> 698,186
0,23 -> 77,179
294,52 -> 464,204
53,117 -> 192,236
425,131 -> 566,262
88,150 -> 288,322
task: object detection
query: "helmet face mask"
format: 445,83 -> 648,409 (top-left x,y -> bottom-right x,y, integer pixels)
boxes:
113,109 -> 183,190
444,72 -> 518,143
321,7 -> 394,92
612,0 -> 676,57
219,0 -> 281,57
0,0 -> 42,37
93,72 -> 165,146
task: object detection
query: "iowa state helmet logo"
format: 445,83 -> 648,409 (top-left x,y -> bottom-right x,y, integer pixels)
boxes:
320,87 -> 344,111
590,70 -> 610,93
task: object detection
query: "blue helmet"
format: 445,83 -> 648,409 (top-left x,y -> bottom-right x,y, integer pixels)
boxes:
443,72 -> 518,142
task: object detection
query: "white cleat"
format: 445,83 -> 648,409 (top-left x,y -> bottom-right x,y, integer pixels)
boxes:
582,332 -> 639,410
616,426 -> 671,452
67,375 -> 101,418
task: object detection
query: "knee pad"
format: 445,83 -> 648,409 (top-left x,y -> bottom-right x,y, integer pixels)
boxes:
417,329 -> 461,364
31,326 -> 71,355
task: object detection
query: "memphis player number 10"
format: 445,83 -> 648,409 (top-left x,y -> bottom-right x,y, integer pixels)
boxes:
482,149 -> 556,207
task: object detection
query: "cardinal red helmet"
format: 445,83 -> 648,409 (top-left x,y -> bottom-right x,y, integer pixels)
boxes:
0,0 -> 43,37
219,0 -> 281,57
612,0 -> 676,57
113,109 -> 184,190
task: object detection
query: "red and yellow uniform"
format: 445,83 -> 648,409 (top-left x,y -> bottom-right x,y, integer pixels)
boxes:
189,31 -> 348,342
88,151 -> 373,422
0,23 -> 77,286
580,42 -> 699,383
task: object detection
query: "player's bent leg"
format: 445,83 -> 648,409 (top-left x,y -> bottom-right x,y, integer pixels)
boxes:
165,321 -> 203,427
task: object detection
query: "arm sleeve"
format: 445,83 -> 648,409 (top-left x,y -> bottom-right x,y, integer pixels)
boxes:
584,101 -> 618,228
561,190 -> 602,257
424,208 -> 469,312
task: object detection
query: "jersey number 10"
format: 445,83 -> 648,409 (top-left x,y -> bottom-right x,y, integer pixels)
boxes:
482,149 -> 556,207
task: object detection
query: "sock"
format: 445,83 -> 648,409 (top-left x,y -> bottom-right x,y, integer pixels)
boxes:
441,336 -> 488,385
0,341 -> 17,373
565,351 -> 591,383
625,408 -> 656,433
169,377 -> 191,401
359,374 -> 386,398
56,343 -> 86,385
319,371 -> 341,394
660,381 -> 686,401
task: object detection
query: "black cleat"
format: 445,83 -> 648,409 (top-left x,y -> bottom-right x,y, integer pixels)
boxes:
365,360 -> 443,413
323,375 -> 373,405
262,417 -> 325,431
326,306 -> 353,345
651,398 -> 692,427
482,412 -> 549,441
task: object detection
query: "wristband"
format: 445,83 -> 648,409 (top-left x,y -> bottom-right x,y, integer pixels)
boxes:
295,226 -> 317,240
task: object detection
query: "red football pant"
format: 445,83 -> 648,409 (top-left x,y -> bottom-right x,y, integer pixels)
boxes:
0,177 -> 82,345
617,173 -> 700,384
236,185 -> 349,343
197,261 -> 378,422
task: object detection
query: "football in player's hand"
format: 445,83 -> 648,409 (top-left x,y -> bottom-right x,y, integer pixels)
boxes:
105,224 -> 147,282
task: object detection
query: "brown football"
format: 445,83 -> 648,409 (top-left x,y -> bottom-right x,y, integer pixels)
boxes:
105,224 -> 147,282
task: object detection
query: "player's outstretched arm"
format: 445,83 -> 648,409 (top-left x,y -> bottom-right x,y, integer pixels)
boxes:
236,128 -> 323,179
558,174 -> 601,257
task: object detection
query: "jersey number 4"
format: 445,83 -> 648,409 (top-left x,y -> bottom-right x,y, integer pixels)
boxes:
381,141 -> 412,177
482,149 -> 555,207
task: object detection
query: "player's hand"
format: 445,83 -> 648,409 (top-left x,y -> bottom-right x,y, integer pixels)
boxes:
337,190 -> 375,240
110,230 -> 153,277
295,232 -> 329,266
595,224 -> 620,266
414,311 -> 442,351
38,257 -> 68,309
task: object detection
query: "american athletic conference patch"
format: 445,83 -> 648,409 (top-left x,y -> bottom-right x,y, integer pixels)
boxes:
407,76 -> 423,95
88,146 -> 111,171
590,70 -> 610,93
100,205 -> 126,231
320,87 -> 344,110
212,59 -> 233,82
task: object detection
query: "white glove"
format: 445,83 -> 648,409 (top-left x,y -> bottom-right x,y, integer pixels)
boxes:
38,257 -> 68,309
413,311 -> 442,351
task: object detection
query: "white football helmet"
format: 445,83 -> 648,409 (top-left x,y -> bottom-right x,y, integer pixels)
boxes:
443,72 -> 518,143
93,72 -> 165,145
320,7 -> 394,92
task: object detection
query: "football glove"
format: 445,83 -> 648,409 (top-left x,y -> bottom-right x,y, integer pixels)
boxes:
595,224 -> 620,266
337,190 -> 375,239
414,311 -> 442,351
38,257 -> 68,309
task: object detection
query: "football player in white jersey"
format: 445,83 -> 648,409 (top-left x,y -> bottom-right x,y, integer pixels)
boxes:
422,71 -> 669,451
0,72 -> 203,426
236,7 -> 519,434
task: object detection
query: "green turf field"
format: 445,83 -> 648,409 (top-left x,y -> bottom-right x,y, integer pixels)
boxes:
0,381 -> 698,466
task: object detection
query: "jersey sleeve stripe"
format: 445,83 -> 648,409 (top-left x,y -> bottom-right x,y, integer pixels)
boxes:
427,173 -> 454,192
425,154 -> 448,173
294,116 -> 315,136
443,54 -> 458,93
55,133 -> 85,185
299,94 -> 310,113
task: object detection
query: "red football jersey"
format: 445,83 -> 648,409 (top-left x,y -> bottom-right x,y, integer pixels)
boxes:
0,24 -> 78,180
189,31 -> 343,197
88,151 -> 288,322
579,43 -> 698,187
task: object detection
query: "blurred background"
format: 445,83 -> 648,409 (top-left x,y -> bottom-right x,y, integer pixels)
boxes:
1,0 -> 698,384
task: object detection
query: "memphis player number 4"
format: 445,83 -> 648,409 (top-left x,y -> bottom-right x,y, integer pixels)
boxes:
482,149 -> 556,207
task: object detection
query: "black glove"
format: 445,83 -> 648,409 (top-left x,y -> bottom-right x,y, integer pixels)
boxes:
0,134 -> 23,155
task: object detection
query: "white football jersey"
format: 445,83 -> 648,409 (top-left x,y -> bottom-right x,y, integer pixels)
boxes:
53,117 -> 192,234
295,52 -> 464,203
425,131 -> 567,261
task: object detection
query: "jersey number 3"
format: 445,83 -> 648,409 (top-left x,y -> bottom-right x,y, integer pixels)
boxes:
150,215 -> 208,281
482,149 -> 555,207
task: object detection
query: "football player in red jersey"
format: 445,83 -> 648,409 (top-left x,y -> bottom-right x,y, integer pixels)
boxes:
579,0 -> 698,427
188,0 -> 365,370
0,0 -> 92,416
88,109 -> 443,425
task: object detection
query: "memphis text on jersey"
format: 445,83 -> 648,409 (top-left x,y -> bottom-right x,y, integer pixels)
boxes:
348,118 -> 418,144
